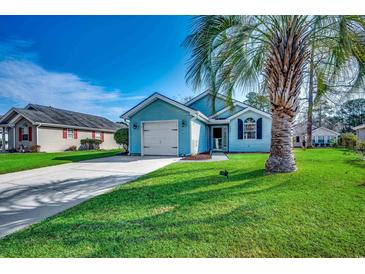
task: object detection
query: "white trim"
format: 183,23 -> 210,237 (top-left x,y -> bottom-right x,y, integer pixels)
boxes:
122,93 -> 209,122
226,106 -> 272,121
243,117 -> 257,140
209,103 -> 241,118
211,125 -> 228,152
353,124 -> 365,131
207,119 -> 230,125
141,119 -> 179,157
312,127 -> 340,136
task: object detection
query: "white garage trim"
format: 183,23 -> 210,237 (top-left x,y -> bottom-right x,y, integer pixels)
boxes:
141,120 -> 179,156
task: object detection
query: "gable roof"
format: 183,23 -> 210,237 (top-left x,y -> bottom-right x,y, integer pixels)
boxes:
292,123 -> 340,136
0,104 -> 121,132
185,90 -> 248,109
209,102 -> 247,118
312,127 -> 340,136
226,106 -> 272,120
121,92 -> 209,122
186,90 -> 271,119
353,124 -> 365,130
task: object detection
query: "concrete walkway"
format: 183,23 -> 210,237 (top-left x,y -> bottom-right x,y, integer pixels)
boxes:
0,156 -> 178,238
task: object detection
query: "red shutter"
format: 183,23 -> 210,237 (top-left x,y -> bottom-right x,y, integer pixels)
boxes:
92,131 -> 95,139
19,128 -> 22,142
63,128 -> 67,139
74,129 -> 78,139
28,127 -> 32,141
101,132 -> 104,142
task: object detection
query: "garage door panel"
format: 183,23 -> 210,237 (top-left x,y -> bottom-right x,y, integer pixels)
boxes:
142,121 -> 178,156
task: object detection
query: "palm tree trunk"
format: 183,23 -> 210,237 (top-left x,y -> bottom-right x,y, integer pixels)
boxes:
265,109 -> 296,173
264,16 -> 308,173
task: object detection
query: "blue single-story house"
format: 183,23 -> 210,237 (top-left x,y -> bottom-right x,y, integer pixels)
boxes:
121,91 -> 272,156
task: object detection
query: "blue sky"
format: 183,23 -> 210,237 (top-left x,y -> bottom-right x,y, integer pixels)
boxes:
0,16 -> 200,121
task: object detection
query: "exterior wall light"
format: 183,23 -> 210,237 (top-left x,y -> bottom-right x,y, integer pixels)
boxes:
182,120 -> 186,127
133,123 -> 138,129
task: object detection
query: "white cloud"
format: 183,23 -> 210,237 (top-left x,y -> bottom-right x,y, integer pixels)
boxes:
0,39 -> 146,121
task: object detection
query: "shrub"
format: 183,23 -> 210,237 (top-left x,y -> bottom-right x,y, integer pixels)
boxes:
340,133 -> 358,149
356,140 -> 365,156
80,138 -> 102,150
30,145 -> 41,153
114,128 -> 128,152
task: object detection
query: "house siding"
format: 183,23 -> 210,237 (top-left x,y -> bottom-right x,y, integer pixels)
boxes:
312,128 -> 339,145
129,99 -> 192,156
216,106 -> 245,119
229,110 -> 271,152
191,119 -> 209,154
356,128 -> 365,141
37,126 -> 118,152
15,118 -> 37,149
187,94 -> 226,117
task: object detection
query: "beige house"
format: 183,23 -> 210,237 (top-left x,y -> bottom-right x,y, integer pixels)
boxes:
0,104 -> 125,152
292,122 -> 339,147
353,124 -> 365,141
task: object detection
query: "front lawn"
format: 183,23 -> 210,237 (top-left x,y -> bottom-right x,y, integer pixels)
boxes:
0,148 -> 364,257
0,149 -> 121,175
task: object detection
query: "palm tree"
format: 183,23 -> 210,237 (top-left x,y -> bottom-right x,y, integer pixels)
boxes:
184,15 -> 365,173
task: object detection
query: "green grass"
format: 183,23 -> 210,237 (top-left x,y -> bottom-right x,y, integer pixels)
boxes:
0,148 -> 364,257
0,149 -> 121,174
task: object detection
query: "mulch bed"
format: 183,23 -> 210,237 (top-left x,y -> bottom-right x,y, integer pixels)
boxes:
182,153 -> 211,161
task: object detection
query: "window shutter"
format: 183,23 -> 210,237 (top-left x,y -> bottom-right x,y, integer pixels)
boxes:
237,119 -> 243,139
101,132 -> 105,142
28,127 -> 32,141
92,131 -> 96,139
63,128 -> 67,139
257,118 -> 262,139
19,128 -> 22,142
74,129 -> 78,139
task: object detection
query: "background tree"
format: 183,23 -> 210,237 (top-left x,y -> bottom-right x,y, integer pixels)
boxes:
114,128 -> 129,152
244,92 -> 270,112
336,98 -> 365,131
304,16 -> 365,147
312,98 -> 335,128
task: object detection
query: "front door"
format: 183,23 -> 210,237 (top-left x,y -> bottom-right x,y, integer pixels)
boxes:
212,126 -> 228,151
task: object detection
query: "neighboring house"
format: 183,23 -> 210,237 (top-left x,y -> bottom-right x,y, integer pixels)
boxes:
353,124 -> 365,141
121,91 -> 272,156
0,104 -> 124,152
292,122 -> 339,147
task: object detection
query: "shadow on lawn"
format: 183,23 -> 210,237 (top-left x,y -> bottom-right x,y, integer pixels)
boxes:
0,165 -> 289,257
345,158 -> 365,169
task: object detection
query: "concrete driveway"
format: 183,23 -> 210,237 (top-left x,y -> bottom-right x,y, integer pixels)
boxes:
0,156 -> 178,238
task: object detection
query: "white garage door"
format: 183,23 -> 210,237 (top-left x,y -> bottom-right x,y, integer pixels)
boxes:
142,121 -> 178,156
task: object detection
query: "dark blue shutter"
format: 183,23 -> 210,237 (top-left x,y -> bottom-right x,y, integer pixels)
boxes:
257,118 -> 262,139
238,119 -> 243,139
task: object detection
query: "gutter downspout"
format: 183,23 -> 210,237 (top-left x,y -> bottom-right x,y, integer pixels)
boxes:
36,123 -> 42,148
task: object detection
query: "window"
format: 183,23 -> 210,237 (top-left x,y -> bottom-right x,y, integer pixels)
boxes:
67,128 -> 74,139
296,136 -> 300,142
318,136 -> 324,144
244,118 -> 256,139
21,127 -> 29,141
95,131 -> 102,140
